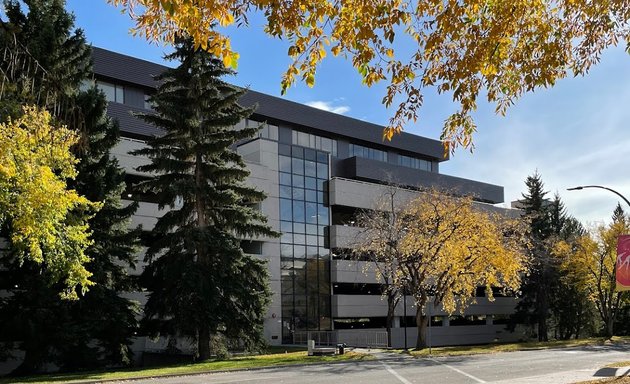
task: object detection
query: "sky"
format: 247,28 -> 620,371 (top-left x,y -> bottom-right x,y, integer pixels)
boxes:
65,1 -> 630,226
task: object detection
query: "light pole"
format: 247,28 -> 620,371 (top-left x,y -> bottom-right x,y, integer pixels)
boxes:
566,185 -> 630,210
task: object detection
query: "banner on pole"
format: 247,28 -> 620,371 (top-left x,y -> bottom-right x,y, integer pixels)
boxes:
616,235 -> 630,291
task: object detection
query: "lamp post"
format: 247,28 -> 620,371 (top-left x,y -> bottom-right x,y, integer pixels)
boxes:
566,185 -> 630,210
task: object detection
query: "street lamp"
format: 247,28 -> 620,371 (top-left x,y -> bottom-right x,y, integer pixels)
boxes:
566,185 -> 630,211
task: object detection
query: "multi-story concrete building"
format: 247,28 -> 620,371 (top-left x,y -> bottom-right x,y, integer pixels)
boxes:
93,47 -> 523,352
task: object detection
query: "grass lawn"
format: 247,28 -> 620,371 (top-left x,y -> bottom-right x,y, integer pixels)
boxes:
1,350 -> 372,384
574,378 -> 630,384
398,336 -> 630,358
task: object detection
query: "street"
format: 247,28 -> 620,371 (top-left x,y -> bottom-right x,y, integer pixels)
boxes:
115,344 -> 630,383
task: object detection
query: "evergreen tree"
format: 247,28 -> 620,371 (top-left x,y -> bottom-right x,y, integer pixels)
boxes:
134,37 -> 277,360
513,172 -> 557,341
0,0 -> 140,374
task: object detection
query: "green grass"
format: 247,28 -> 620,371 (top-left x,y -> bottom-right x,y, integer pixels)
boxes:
397,336 -> 630,358
1,350 -> 372,384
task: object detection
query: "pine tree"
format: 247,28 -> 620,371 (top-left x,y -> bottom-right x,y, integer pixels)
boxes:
134,37 -> 277,360
0,0 -> 140,374
513,172 -> 557,341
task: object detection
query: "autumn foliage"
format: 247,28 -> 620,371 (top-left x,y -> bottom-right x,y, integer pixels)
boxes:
354,188 -> 528,349
0,106 -> 97,299
110,0 -> 630,152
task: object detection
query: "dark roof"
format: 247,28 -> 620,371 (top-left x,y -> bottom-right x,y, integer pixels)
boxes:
92,47 -> 167,89
106,102 -> 161,137
239,90 -> 447,161
92,47 -> 447,161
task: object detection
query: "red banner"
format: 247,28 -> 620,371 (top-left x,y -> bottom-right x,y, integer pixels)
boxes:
616,235 -> 630,291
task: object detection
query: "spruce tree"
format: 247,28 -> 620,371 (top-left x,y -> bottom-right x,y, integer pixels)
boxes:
0,0 -> 140,374
513,172 -> 557,341
135,37 -> 276,360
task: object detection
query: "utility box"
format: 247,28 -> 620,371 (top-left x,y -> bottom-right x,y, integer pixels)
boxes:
307,340 -> 315,356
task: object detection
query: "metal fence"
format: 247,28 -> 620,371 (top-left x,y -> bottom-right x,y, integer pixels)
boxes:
338,331 -> 388,348
293,330 -> 388,348
293,331 -> 337,346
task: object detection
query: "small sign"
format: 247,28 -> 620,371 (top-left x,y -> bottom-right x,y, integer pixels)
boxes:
616,235 -> 630,291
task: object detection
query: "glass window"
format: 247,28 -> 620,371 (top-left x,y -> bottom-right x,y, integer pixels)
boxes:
291,131 -> 338,156
292,158 -> 304,175
306,202 -> 318,224
294,246 -> 306,259
280,172 -> 292,186
293,233 -> 306,245
280,222 -> 293,234
305,160 -> 317,177
317,163 -> 328,179
305,177 -> 317,190
349,143 -> 387,162
293,222 -> 306,234
279,156 -> 292,172
280,199 -> 292,221
297,131 -> 309,147
292,174 -> 304,188
318,205 -> 329,223
281,232 -> 293,243
292,187 -> 304,200
96,81 -> 124,103
398,154 -> 432,171
293,200 -> 305,222
305,189 -> 317,202
280,185 -> 292,199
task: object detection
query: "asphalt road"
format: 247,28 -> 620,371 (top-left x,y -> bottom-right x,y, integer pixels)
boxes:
117,344 -> 630,384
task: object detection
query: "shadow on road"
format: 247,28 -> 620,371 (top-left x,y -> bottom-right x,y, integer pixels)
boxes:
593,367 -> 630,378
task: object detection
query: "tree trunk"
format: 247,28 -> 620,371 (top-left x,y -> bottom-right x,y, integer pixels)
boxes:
198,327 -> 212,360
606,317 -> 614,338
386,292 -> 396,348
537,280 -> 549,341
195,151 -> 211,360
415,307 -> 428,350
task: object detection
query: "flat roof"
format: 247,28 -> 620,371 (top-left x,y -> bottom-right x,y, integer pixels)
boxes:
92,47 -> 448,161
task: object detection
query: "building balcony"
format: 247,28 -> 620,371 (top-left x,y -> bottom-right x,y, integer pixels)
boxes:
332,157 -> 504,204
332,294 -> 518,318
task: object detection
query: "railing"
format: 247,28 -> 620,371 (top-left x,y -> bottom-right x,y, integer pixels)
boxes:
338,331 -> 388,348
293,331 -> 337,346
293,330 -> 389,348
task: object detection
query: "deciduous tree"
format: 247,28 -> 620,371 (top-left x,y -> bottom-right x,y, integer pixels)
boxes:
134,36 -> 277,360
0,0 -> 141,373
394,189 -> 527,349
110,0 -> 630,152
555,204 -> 630,338
352,187 -> 406,348
0,106 -> 95,298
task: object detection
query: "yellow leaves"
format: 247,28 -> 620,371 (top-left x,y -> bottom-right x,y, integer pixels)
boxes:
0,106 -> 98,299
355,187 -> 528,316
111,0 -> 630,153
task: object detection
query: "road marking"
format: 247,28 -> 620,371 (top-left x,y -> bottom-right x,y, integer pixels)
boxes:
430,358 -> 487,383
380,361 -> 413,384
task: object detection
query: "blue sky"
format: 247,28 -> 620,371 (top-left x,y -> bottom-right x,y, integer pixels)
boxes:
67,0 -> 630,226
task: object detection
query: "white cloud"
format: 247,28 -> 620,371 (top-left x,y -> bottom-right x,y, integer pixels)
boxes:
305,100 -> 350,115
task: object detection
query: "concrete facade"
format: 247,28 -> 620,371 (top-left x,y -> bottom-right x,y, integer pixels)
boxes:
89,47 -> 526,352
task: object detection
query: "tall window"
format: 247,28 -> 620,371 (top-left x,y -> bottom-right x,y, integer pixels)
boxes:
96,81 -> 124,103
398,154 -> 432,171
279,145 -> 331,343
292,131 -> 337,156
349,143 -> 388,162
